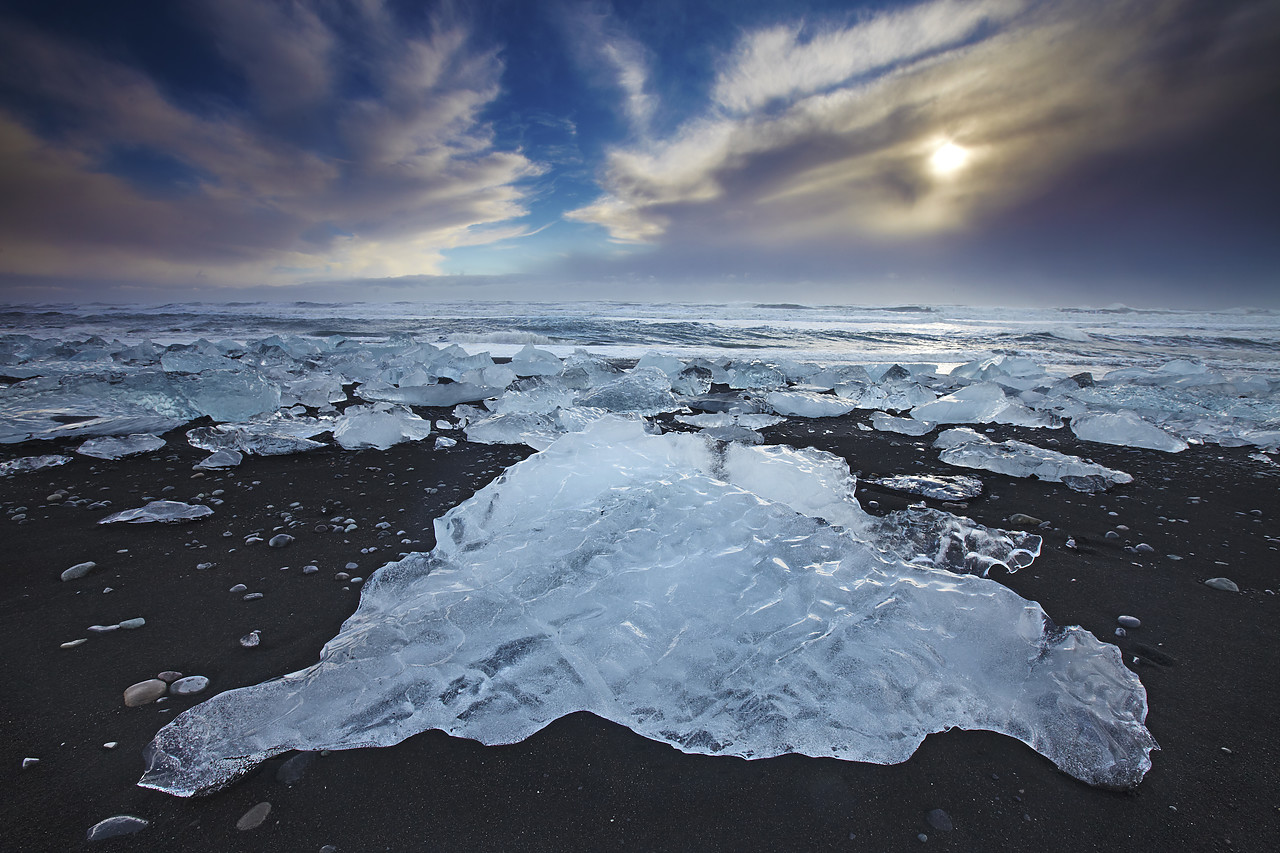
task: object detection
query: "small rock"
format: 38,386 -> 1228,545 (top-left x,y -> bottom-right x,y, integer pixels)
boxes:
157,671 -> 183,683
1008,513 -> 1042,528
236,802 -> 272,831
196,562 -> 215,570
61,638 -> 88,649
23,757 -> 39,769
87,624 -> 118,633
1105,530 -> 1120,540
268,533 -> 294,548
302,565 -> 319,575
103,742 -> 118,749
1135,543 -> 1155,553
61,561 -> 97,581
124,679 -> 168,707
345,562 -> 358,570
1204,577 -> 1239,592
926,809 -> 953,831
118,618 -> 146,630
240,630 -> 261,648
1118,615 -> 1141,629
86,815 -> 149,841
243,592 -> 264,601
229,583 -> 247,593
335,572 -> 350,582
169,675 -> 210,696
917,833 -> 928,843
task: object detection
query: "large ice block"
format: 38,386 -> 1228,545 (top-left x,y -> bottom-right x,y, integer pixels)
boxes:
140,419 -> 1155,797
935,428 -> 1133,490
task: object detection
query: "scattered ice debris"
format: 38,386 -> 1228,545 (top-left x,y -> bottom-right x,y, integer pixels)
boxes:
765,390 -> 858,418
194,449 -> 243,469
100,501 -> 213,524
1118,616 -> 1141,629
188,423 -> 325,456
124,679 -> 168,707
865,474 -> 983,501
1071,411 -> 1188,453
170,676 -> 209,696
1204,577 -> 1240,593
86,815 -> 149,841
871,412 -> 935,436
934,429 -> 1133,491
140,418 -> 1154,797
61,561 -> 97,581
434,436 -> 457,450
0,455 -> 72,476
240,630 -> 261,648
76,434 -> 165,460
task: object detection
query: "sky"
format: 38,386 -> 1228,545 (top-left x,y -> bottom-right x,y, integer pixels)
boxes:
0,0 -> 1277,306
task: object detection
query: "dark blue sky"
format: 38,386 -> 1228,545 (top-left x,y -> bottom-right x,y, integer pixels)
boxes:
0,0 -> 1277,305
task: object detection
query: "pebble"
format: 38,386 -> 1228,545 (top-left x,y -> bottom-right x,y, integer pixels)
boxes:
917,833 -> 928,843
86,815 -> 149,841
1204,577 -> 1240,592
123,679 -> 168,707
61,638 -> 88,649
157,671 -> 183,683
1118,615 -> 1141,629
269,533 -> 295,548
335,572 -> 350,582
1008,513 -> 1043,527
196,562 -> 215,570
118,618 -> 146,630
87,624 -> 119,633
169,675 -> 210,695
1135,543 -> 1155,553
229,583 -> 247,593
345,562 -> 358,570
926,809 -> 953,831
103,742 -> 118,749
1104,530 -> 1120,540
236,801 -> 272,831
240,630 -> 261,648
302,565 -> 319,575
61,561 -> 97,581
23,757 -> 39,768
243,592 -> 264,600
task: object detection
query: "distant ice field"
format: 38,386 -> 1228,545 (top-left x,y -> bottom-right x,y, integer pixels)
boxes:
4,301 -> 1279,378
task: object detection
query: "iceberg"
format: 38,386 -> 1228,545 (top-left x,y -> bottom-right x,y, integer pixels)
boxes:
100,501 -> 213,524
1071,411 -> 1188,453
76,434 -> 166,460
935,429 -> 1133,491
139,419 -> 1154,797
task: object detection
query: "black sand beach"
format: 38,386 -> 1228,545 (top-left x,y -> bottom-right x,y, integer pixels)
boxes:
3,413 -> 1277,852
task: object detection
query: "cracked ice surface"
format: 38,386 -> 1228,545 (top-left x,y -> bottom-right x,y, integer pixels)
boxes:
140,418 -> 1155,797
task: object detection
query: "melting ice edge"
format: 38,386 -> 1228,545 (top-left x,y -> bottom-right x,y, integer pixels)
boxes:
139,418 -> 1156,797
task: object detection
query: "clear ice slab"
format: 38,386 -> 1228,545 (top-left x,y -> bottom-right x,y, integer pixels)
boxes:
139,418 -> 1155,797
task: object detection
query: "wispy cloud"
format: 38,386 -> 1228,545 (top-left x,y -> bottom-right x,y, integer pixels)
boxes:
568,0 -> 1280,249
0,1 -> 539,287
560,3 -> 655,134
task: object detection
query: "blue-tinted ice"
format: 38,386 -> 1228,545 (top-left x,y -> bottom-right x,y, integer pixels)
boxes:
140,418 -> 1155,796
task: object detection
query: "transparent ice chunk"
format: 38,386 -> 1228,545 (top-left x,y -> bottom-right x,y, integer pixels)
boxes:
187,423 -> 326,456
332,404 -> 432,451
866,474 -> 984,501
76,434 -> 166,460
100,500 -> 213,524
0,454 -> 72,476
872,412 -> 935,436
765,390 -> 858,418
1071,411 -> 1188,453
575,367 -> 679,415
935,428 -> 1133,489
139,419 -> 1155,797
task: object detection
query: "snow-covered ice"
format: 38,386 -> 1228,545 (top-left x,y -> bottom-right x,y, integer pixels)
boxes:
139,418 -> 1154,797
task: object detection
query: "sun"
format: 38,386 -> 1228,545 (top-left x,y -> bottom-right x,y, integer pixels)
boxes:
929,141 -> 970,176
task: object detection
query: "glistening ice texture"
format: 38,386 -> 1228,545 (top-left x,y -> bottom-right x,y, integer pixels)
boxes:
139,419 -> 1156,797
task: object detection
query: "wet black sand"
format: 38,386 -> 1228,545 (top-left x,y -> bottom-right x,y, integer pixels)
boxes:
2,414 -> 1278,851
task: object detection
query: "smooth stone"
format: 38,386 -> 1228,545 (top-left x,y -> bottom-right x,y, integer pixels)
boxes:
926,809 -> 953,831
236,802 -> 272,831
169,675 -> 209,696
61,561 -> 97,581
87,624 -> 118,633
335,572 -> 350,581
1204,577 -> 1240,592
118,618 -> 146,630
103,742 -> 118,749
123,679 -> 167,707
268,534 -> 294,548
1135,543 -> 1155,553
157,671 -> 183,683
23,757 -> 39,768
1118,615 -> 1141,629
196,562 -> 215,570
243,592 -> 264,600
87,815 -> 149,841
229,583 -> 247,593
61,639 -> 88,649
345,562 -> 358,570
302,565 -> 319,575
1008,513 -> 1043,527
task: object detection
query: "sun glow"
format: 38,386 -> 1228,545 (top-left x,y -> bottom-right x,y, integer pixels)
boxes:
929,141 -> 970,176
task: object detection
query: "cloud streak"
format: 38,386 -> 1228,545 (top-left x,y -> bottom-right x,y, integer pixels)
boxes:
568,0 -> 1280,253
0,2 -> 538,286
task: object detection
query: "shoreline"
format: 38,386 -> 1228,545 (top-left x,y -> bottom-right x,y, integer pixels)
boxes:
2,413 -> 1278,851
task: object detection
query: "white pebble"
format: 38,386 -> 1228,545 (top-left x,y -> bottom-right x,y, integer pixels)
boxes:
1118,615 -> 1141,629
61,561 -> 97,581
